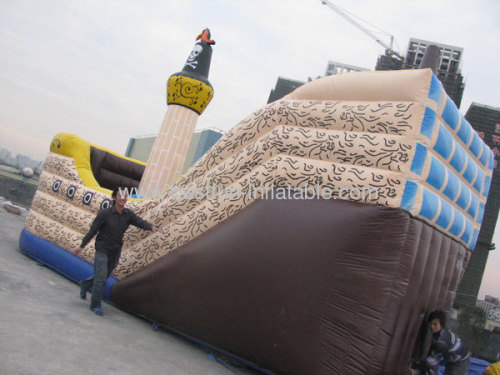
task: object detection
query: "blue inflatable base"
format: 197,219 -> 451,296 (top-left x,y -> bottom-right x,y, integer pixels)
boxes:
19,228 -> 117,301
437,356 -> 490,374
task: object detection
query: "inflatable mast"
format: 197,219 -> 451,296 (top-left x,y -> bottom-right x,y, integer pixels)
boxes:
419,44 -> 440,73
139,29 -> 215,194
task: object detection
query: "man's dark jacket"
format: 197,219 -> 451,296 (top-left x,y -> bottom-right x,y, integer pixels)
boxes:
81,206 -> 152,255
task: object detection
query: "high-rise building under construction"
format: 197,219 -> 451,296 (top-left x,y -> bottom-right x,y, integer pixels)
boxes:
376,38 -> 465,108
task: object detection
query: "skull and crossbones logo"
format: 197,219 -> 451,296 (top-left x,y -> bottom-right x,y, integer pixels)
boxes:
185,44 -> 202,69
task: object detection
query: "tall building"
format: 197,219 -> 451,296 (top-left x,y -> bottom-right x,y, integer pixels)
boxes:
477,299 -> 498,314
267,77 -> 305,104
477,298 -> 500,323
125,128 -> 224,174
375,38 -> 465,108
404,38 -> 465,108
486,295 -> 500,305
404,38 -> 462,73
325,61 -> 367,76
182,128 -> 223,172
374,54 -> 404,71
124,135 -> 156,162
455,103 -> 500,307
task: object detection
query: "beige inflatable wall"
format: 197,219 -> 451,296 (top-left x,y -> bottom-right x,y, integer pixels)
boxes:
25,69 -> 493,280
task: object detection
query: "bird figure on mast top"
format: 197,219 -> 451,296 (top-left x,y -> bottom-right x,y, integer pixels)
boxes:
181,28 -> 215,82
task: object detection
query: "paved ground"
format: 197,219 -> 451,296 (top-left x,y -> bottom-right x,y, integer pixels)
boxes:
0,206 -> 261,375
0,172 -> 38,208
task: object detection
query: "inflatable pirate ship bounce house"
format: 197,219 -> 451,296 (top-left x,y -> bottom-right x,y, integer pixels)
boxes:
20,30 -> 494,374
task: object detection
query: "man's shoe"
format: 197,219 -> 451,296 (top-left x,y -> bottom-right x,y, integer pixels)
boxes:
92,307 -> 104,316
79,282 -> 87,300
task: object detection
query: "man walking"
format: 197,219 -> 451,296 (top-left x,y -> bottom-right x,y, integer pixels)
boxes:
75,187 -> 157,316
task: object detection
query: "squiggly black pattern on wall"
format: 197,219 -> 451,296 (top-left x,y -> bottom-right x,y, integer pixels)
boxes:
26,98 -> 425,278
25,68 -> 493,278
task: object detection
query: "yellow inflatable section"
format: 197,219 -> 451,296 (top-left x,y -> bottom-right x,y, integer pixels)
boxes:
49,132 -> 145,196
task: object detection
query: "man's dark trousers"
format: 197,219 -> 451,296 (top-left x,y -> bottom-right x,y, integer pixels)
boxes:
81,249 -> 120,309
444,357 -> 470,375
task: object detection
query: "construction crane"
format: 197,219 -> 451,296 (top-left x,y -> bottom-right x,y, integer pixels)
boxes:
320,0 -> 404,60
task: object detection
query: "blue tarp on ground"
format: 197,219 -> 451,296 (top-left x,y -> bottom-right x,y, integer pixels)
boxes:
438,357 -> 490,374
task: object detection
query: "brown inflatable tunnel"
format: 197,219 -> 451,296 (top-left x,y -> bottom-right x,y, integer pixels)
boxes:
111,197 -> 469,374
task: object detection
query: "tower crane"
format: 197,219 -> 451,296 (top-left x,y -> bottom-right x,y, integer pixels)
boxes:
320,0 -> 404,61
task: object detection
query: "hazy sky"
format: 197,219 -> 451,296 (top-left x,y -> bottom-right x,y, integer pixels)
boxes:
1,0 -> 499,299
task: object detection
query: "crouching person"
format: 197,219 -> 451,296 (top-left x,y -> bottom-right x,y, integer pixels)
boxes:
410,310 -> 470,375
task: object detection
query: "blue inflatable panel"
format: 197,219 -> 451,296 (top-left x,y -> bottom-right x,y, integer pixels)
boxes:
479,143 -> 490,167
456,182 -> 471,211
420,107 -> 436,139
449,209 -> 464,237
410,143 -> 427,176
434,124 -> 454,160
443,171 -> 460,201
426,157 -> 446,191
469,131 -> 483,158
457,116 -> 473,146
419,188 -> 439,221
483,175 -> 492,197
442,96 -> 460,130
19,229 -> 117,301
473,168 -> 484,194
436,199 -> 452,229
461,218 -> 473,245
438,357 -> 490,375
450,145 -> 466,174
463,156 -> 478,184
401,180 -> 418,211
467,193 -> 479,220
428,74 -> 442,104
477,202 -> 486,225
